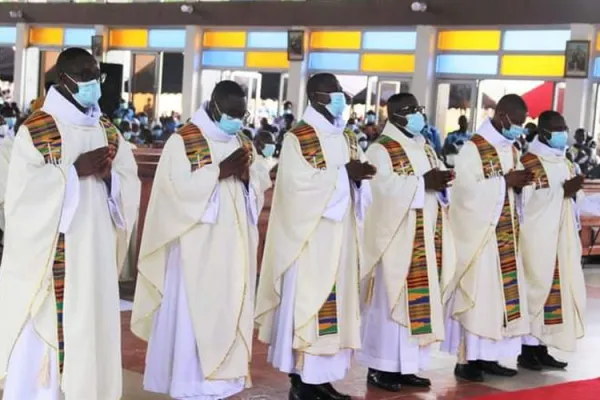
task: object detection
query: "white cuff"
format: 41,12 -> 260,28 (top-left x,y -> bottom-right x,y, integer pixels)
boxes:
200,183 -> 220,224
59,165 -> 80,234
353,180 -> 372,221
244,183 -> 259,226
107,170 -> 126,230
322,167 -> 351,222
410,177 -> 425,209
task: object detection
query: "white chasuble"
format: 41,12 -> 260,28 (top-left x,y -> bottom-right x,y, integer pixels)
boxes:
255,106 -> 371,384
442,119 -> 529,361
131,106 -> 271,399
0,135 -> 14,231
0,87 -> 141,400
357,123 -> 456,373
519,138 -> 586,352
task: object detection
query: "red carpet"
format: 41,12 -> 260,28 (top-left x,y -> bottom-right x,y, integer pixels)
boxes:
474,378 -> 600,399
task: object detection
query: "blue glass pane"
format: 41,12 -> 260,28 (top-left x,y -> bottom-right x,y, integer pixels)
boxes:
503,30 -> 570,52
64,28 -> 95,47
362,31 -> 417,51
202,50 -> 245,68
308,52 -> 359,71
594,57 -> 600,77
247,31 -> 287,49
436,54 -> 498,75
0,27 -> 17,45
149,29 -> 186,49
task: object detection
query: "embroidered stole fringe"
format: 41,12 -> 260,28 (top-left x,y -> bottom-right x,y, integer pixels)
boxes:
472,134 -> 522,324
378,135 -> 433,336
290,121 -> 358,337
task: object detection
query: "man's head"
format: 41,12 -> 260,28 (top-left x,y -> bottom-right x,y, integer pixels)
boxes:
492,94 -> 528,140
306,73 -> 346,120
538,110 -> 568,150
208,80 -> 248,135
365,110 -> 376,125
387,92 -> 426,136
119,120 -> 131,133
254,130 -> 276,157
458,115 -> 468,132
283,101 -> 293,115
56,48 -> 102,109
575,128 -> 586,145
131,119 -> 140,134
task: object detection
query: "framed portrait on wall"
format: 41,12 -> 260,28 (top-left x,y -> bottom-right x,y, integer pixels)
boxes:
288,30 -> 305,62
564,40 -> 590,78
91,35 -> 104,59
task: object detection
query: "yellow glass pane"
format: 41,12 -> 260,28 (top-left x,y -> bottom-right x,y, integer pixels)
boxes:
310,31 -> 361,50
597,33 -> 600,51
29,27 -> 64,46
501,55 -> 565,77
109,29 -> 148,48
203,31 -> 246,48
437,30 -> 501,51
361,54 -> 415,73
246,51 -> 289,69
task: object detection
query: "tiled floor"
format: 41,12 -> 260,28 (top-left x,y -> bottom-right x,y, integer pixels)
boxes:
3,268 -> 600,399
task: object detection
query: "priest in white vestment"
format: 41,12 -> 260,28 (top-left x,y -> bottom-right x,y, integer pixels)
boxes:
0,134 -> 14,232
131,81 -> 272,400
255,73 -> 376,400
359,93 -> 456,391
0,48 -> 140,400
518,110 -> 586,371
441,94 -> 534,382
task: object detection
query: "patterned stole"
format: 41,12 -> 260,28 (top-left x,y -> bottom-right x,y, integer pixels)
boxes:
521,152 -> 564,326
424,145 -> 444,280
377,134 -> 433,336
178,123 -> 212,170
471,134 -> 522,324
22,110 -> 122,374
289,120 -> 358,337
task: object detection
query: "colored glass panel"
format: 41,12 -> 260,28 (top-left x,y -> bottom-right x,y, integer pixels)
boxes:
594,57 -> 600,77
436,54 -> 498,75
202,50 -> 245,68
362,31 -> 417,51
361,54 -> 415,73
203,31 -> 246,49
310,31 -> 361,50
597,33 -> 600,51
109,29 -> 148,48
149,29 -> 186,49
29,27 -> 64,46
247,31 -> 287,49
503,30 -> 570,52
0,27 -> 17,45
308,52 -> 359,71
246,51 -> 289,69
64,28 -> 95,47
501,55 -> 565,77
437,30 -> 501,51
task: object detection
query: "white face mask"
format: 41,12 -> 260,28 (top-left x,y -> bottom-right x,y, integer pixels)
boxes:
0,125 -> 8,137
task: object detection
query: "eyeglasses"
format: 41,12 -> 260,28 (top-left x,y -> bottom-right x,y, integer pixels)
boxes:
66,72 -> 106,84
214,101 -> 250,122
397,105 -> 425,115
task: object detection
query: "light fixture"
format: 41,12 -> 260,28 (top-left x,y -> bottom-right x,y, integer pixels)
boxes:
411,1 -> 428,12
180,4 -> 194,14
8,10 -> 23,19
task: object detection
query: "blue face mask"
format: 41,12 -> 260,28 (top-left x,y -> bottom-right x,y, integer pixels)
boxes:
5,117 -> 16,129
404,112 -> 426,135
366,114 -> 376,124
321,92 -> 347,118
218,114 -> 243,136
120,103 -> 127,110
501,115 -> 525,141
152,129 -> 162,137
67,75 -> 102,108
548,131 -> 568,150
262,143 -> 276,158
139,117 -> 148,126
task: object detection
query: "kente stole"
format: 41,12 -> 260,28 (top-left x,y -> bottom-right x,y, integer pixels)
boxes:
178,123 -> 212,170
423,145 -> 445,280
23,110 -> 121,374
289,120 -> 358,337
377,134 -> 433,336
471,134 -> 521,324
521,152 -> 565,326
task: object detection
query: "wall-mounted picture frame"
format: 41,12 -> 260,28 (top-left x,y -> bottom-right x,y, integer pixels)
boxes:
91,35 -> 104,59
287,30 -> 305,62
564,40 -> 590,78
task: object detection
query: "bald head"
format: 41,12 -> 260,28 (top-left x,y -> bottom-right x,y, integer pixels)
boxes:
387,93 -> 418,116
57,48 -> 96,76
493,94 -> 528,131
209,80 -> 247,121
307,73 -> 340,97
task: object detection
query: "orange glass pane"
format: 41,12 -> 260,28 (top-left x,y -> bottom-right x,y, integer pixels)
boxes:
246,51 -> 289,69
310,31 -> 361,50
361,54 -> 415,73
437,30 -> 501,51
109,29 -> 148,48
29,27 -> 64,46
203,31 -> 246,48
501,55 -> 565,77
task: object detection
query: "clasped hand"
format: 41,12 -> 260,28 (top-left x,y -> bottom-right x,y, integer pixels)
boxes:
219,147 -> 252,183
345,159 -> 377,182
424,168 -> 455,191
74,145 -> 117,180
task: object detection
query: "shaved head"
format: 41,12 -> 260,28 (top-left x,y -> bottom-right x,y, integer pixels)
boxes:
208,80 -> 247,121
56,47 -> 95,76
493,94 -> 528,131
496,94 -> 528,116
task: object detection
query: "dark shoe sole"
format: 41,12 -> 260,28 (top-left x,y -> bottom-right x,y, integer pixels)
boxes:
367,377 -> 402,392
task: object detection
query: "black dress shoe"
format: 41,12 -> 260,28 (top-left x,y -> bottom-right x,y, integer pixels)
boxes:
476,360 -> 518,377
518,345 -> 543,371
396,374 -> 431,388
312,383 -> 351,400
367,369 -> 402,392
454,362 -> 484,382
535,346 -> 568,369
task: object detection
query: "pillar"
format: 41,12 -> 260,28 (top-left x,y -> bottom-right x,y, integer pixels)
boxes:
411,25 -> 437,115
563,24 -> 595,137
286,29 -> 310,117
12,23 -> 28,109
93,25 -> 108,63
181,25 -> 202,121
